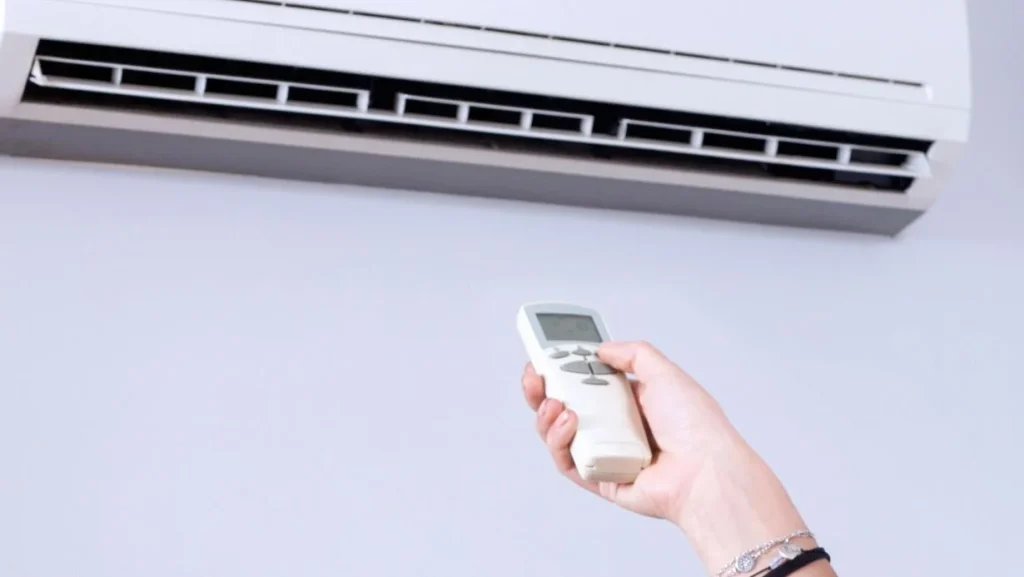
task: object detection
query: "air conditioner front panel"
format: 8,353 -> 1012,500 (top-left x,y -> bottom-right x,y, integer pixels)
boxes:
44,0 -> 927,106
5,0 -> 970,141
270,0 -> 965,100
50,0 -> 971,109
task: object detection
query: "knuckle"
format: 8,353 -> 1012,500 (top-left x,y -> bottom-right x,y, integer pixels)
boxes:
636,340 -> 657,354
536,416 -> 555,437
544,426 -> 561,449
535,415 -> 548,434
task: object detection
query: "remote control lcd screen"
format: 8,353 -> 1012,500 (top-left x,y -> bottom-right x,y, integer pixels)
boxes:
537,314 -> 602,343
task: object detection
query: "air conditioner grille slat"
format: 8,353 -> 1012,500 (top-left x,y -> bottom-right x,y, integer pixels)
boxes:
25,41 -> 934,193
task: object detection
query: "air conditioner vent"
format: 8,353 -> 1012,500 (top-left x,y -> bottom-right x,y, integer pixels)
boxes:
224,0 -> 926,89
25,40 -> 932,193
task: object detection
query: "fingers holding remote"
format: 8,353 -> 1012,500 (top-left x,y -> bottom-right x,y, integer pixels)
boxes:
522,363 -> 602,494
521,362 -> 545,411
538,400 -> 600,493
535,396 -> 561,438
540,401 -> 575,470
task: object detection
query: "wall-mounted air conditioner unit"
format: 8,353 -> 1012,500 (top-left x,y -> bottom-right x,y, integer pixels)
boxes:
0,0 -> 971,235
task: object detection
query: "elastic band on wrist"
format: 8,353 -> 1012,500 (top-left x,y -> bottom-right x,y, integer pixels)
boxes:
765,547 -> 830,577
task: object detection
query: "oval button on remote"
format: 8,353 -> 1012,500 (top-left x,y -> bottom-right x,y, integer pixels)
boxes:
559,361 -> 591,374
582,377 -> 609,385
588,362 -> 616,375
549,350 -> 569,359
572,347 -> 592,356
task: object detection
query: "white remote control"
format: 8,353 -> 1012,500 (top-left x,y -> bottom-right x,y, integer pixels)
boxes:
517,302 -> 651,483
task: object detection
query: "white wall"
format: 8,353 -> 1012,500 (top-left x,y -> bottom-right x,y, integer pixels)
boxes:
1,2 -> 1021,576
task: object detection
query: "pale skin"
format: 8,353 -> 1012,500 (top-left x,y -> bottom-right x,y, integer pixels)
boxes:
521,340 -> 837,577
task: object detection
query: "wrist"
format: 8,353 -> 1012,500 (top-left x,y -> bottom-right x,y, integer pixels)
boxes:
669,433 -> 813,575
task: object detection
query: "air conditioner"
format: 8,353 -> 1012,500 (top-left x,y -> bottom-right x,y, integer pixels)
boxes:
0,0 -> 971,235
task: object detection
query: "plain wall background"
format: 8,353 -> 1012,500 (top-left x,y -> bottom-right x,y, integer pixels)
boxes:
2,1 -> 1021,576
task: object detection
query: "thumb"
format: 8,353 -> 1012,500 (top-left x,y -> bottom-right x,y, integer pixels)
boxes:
598,479 -> 662,519
598,341 -> 681,381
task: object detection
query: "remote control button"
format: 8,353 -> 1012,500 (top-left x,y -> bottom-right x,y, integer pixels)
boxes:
549,350 -> 569,359
588,362 -> 617,375
582,377 -> 609,385
572,347 -> 593,356
559,361 -> 592,374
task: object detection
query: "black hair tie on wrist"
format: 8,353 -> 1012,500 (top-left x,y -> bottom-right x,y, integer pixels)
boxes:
764,547 -> 830,577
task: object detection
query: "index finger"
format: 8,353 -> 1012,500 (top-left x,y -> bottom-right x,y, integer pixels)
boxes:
521,362 -> 546,411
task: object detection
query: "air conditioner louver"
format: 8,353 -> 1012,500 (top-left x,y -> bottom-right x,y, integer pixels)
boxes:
24,41 -> 931,193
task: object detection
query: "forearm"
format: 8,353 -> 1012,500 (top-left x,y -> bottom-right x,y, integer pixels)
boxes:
672,433 -> 835,577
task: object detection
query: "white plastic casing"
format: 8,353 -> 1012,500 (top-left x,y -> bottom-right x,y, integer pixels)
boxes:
517,302 -> 651,484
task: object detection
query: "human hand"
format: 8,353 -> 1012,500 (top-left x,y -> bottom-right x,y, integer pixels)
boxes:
521,340 -> 738,522
522,341 -> 821,575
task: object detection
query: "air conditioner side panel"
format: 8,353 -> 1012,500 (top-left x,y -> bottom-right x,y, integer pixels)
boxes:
905,139 -> 968,203
0,32 -> 38,110
0,107 -> 927,236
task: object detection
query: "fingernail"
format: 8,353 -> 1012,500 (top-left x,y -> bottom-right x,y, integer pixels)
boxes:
539,399 -> 550,414
557,410 -> 570,426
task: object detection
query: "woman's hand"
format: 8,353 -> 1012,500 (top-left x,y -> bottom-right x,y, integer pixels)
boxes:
522,341 -> 825,575
522,340 -> 734,520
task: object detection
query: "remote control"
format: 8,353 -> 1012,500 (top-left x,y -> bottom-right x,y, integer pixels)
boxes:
517,302 -> 651,483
